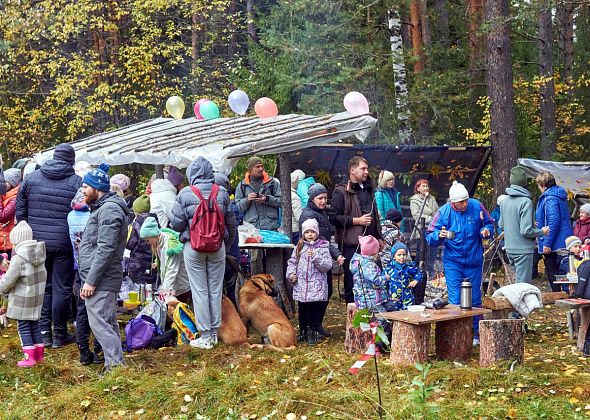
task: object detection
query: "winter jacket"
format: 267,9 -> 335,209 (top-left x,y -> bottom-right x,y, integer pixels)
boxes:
67,208 -> 90,269
286,239 -> 333,302
384,260 -> 424,310
170,157 -> 237,247
0,187 -> 19,251
125,213 -> 157,285
16,159 -> 81,252
350,253 -> 389,310
150,179 -> 177,228
576,260 -> 590,300
409,193 -> 439,240
296,177 -> 315,207
426,199 -> 494,267
235,172 -> 281,230
0,240 -> 46,320
156,228 -> 190,296
574,216 -> 590,243
299,201 -> 340,260
78,192 -> 130,292
492,283 -> 542,318
375,187 -> 401,223
535,185 -> 573,253
499,185 -> 545,254
380,223 -> 404,267
290,188 -> 303,232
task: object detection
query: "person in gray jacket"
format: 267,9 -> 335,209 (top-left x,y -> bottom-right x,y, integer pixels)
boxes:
78,164 -> 129,370
169,157 -> 236,350
499,166 -> 549,284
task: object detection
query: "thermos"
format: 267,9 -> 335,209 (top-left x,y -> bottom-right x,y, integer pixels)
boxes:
568,253 -> 577,274
460,280 -> 472,311
139,284 -> 146,304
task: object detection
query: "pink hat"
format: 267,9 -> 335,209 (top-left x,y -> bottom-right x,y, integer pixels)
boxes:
358,235 -> 379,256
301,218 -> 319,236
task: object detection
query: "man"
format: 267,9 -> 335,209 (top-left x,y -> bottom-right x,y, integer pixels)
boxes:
78,163 -> 129,370
499,166 -> 549,284
329,156 -> 382,303
16,143 -> 81,348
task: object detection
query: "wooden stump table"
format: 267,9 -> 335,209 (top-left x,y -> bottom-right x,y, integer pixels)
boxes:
555,298 -> 590,351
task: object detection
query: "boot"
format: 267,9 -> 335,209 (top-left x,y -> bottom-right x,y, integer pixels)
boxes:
17,346 -> 36,368
78,345 -> 95,366
297,327 -> 308,343
41,331 -> 53,348
34,344 -> 44,363
52,332 -> 76,349
93,351 -> 105,365
307,330 -> 319,346
317,325 -> 332,338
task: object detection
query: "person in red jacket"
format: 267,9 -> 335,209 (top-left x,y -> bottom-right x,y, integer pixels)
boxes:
0,169 -> 22,258
574,203 -> 590,245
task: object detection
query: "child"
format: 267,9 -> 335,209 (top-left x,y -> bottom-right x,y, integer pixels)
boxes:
559,236 -> 588,274
126,195 -> 157,286
380,208 -> 405,267
384,242 -> 424,311
0,221 -> 47,367
286,218 -> 333,345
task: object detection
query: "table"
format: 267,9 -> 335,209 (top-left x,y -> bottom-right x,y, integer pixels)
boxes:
239,243 -> 296,318
380,305 -> 491,365
555,298 -> 590,345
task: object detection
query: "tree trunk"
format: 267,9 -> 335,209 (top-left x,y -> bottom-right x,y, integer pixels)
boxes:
468,0 -> 486,78
419,0 -> 431,49
479,319 -> 524,367
410,0 -> 424,73
556,0 -> 575,138
433,0 -> 450,48
278,154 -> 292,239
538,5 -> 557,159
435,318 -> 473,361
345,304 -> 373,354
246,0 -> 258,43
389,321 -> 430,365
485,0 -> 518,198
192,12 -> 201,74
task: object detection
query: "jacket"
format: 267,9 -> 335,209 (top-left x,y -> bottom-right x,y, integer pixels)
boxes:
0,240 -> 46,320
350,253 -> 389,310
78,192 -> 130,292
125,213 -> 157,285
380,223 -> 404,267
299,201 -> 340,260
290,188 -> 303,232
296,177 -> 315,206
329,178 -> 382,248
492,283 -> 542,318
426,199 -> 494,267
16,159 -> 81,252
576,260 -> 590,300
375,187 -> 401,223
67,208 -> 90,269
286,239 -> 333,302
234,172 -> 281,230
384,260 -> 423,310
170,157 -> 237,247
409,193 -> 439,240
150,179 -> 177,228
156,228 -> 190,296
574,216 -> 590,243
499,185 -> 545,254
535,185 -> 573,253
0,186 -> 19,250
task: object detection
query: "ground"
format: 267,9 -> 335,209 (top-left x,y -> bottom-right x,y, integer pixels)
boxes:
0,279 -> 589,420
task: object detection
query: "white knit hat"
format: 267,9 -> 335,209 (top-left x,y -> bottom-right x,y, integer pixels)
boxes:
10,221 -> 33,245
378,170 -> 395,188
449,181 -> 469,203
581,203 -> 590,215
290,169 -> 305,187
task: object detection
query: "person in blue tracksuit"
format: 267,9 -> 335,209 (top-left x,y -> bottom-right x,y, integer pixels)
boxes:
426,181 -> 494,343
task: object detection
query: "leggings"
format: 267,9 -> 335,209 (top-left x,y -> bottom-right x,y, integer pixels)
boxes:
298,301 -> 325,330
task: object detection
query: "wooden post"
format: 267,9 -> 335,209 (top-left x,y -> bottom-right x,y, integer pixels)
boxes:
389,321 -> 430,365
577,307 -> 590,352
278,153 -> 292,239
479,319 -> 524,367
345,303 -> 372,354
155,164 -> 164,179
435,318 -> 473,361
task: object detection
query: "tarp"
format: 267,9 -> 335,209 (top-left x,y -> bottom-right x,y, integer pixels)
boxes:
517,158 -> 590,197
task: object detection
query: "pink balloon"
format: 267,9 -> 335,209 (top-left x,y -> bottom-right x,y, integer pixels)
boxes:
254,97 -> 279,118
343,91 -> 370,115
193,98 -> 210,120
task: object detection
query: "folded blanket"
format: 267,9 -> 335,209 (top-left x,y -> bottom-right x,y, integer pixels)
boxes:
492,283 -> 542,317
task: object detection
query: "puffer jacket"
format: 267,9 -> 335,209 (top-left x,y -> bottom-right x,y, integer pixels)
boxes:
499,185 -> 545,254
0,240 -> 46,320
0,186 -> 19,251
535,185 -> 573,252
299,201 -> 340,260
350,253 -> 389,310
296,176 -> 315,206
234,172 -> 281,230
16,159 -> 81,252
290,187 -> 303,232
409,193 -> 439,240
169,157 -> 237,246
67,208 -> 90,269
384,260 -> 423,310
375,187 -> 401,224
574,216 -> 590,243
286,239 -> 333,302
125,212 -> 157,285
78,192 -> 130,292
150,179 -> 177,228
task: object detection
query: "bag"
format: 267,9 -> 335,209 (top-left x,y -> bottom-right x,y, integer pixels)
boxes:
189,185 -> 225,252
172,302 -> 199,345
148,329 -> 178,349
138,299 -> 167,331
124,315 -> 161,352
259,229 -> 290,244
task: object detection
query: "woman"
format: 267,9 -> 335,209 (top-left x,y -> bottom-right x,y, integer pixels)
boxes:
535,171 -> 573,292
0,169 -> 22,258
409,179 -> 439,279
299,183 -> 345,338
574,203 -> 590,245
375,170 -> 401,224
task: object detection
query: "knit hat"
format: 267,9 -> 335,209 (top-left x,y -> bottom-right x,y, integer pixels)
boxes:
247,156 -> 263,171
167,167 -> 185,187
140,217 -> 160,239
301,218 -> 319,236
378,170 -> 395,188
565,236 -> 582,251
390,242 -> 408,257
132,195 -> 151,214
4,168 -> 21,188
71,188 -> 88,211
307,183 -> 327,201
110,174 -> 131,191
386,208 -> 403,223
359,235 -> 379,256
74,161 -> 92,178
581,203 -> 590,215
53,143 -> 76,166
449,181 -> 469,203
414,179 -> 429,193
290,169 -> 305,187
10,221 -> 33,245
83,163 -> 111,192
497,194 -> 508,206
509,166 -> 528,187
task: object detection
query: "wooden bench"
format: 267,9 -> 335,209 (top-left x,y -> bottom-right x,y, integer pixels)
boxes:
482,291 -> 569,319
555,298 -> 590,351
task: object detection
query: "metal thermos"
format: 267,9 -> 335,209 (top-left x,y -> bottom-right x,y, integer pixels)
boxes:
139,284 -> 146,304
145,284 -> 153,302
460,280 -> 472,311
568,253 -> 577,274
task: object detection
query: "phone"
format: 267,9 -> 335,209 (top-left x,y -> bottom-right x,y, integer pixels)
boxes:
255,193 -> 262,198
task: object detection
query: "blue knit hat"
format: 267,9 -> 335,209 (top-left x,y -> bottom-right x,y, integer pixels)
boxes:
83,163 -> 111,192
140,217 -> 160,239
390,242 -> 408,257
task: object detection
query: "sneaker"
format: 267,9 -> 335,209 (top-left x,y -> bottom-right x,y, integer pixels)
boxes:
189,336 -> 213,350
473,338 -> 480,346
210,333 -> 218,346
52,332 -> 76,349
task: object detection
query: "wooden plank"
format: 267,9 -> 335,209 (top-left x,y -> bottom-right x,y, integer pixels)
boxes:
555,298 -> 590,309
483,291 -> 568,310
380,305 -> 491,325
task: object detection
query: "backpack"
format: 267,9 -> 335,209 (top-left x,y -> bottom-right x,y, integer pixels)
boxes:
189,184 -> 225,252
172,302 -> 199,345
124,315 -> 161,352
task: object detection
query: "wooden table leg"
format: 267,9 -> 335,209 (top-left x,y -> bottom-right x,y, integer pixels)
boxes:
265,248 -> 294,319
390,321 -> 430,365
577,306 -> 590,352
479,319 -> 524,367
435,318 -> 473,361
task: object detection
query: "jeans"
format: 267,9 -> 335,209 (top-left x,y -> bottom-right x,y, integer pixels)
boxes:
17,320 -> 42,347
39,251 -> 75,337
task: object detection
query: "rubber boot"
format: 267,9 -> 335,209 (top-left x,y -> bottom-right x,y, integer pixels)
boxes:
17,346 -> 36,368
34,344 -> 44,363
307,330 -> 319,346
297,327 -> 308,343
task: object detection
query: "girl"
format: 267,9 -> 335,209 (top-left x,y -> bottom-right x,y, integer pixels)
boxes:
381,208 -> 405,267
384,243 -> 423,310
286,218 -> 333,345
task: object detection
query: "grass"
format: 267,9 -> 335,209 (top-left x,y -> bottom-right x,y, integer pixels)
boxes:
0,284 -> 589,419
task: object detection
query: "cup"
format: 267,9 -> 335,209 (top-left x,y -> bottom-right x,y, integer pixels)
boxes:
446,230 -> 455,240
128,291 -> 139,303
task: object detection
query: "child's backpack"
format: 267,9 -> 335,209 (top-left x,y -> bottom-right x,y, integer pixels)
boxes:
172,302 -> 199,345
189,185 -> 225,253
138,299 -> 167,331
124,315 -> 161,352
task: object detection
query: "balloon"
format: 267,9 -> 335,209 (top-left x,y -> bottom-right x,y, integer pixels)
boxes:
193,98 -> 210,120
166,96 -> 185,119
343,91 -> 370,115
228,89 -> 250,115
199,100 -> 220,120
254,97 -> 279,118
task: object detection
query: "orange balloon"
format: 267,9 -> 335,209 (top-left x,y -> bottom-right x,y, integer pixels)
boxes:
254,97 -> 279,118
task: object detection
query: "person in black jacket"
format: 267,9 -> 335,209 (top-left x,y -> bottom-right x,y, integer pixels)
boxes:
16,144 -> 81,348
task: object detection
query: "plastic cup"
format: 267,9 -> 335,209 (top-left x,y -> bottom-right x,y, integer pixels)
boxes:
128,291 -> 139,303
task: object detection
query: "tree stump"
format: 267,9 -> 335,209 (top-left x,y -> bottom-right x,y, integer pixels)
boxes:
344,303 -> 372,354
389,321 -> 430,365
577,307 -> 590,352
435,318 -> 473,361
479,319 -> 524,367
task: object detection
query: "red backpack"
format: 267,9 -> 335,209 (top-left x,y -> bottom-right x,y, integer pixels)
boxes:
189,184 -> 225,252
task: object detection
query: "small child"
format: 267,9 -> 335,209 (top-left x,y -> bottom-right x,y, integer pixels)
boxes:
126,195 -> 157,286
381,208 -> 405,267
384,242 -> 423,311
560,236 -> 588,274
0,221 -> 47,367
286,218 -> 333,345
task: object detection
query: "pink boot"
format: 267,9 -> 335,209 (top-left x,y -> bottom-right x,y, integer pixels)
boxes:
17,346 -> 36,368
34,344 -> 44,363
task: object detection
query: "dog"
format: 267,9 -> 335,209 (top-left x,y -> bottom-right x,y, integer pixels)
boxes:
218,297 -> 248,346
239,274 -> 296,350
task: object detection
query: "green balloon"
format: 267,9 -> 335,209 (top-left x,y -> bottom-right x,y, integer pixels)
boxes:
200,101 -> 220,120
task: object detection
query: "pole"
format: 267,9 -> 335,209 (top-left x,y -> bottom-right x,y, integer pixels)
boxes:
278,153 -> 292,239
154,165 -> 164,179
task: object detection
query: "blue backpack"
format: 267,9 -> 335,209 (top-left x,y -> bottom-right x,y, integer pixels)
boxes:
124,315 -> 162,352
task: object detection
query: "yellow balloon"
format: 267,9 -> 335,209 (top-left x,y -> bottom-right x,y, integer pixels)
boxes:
166,96 -> 185,119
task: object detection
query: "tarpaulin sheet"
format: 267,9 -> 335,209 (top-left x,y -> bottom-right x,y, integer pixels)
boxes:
518,158 -> 590,197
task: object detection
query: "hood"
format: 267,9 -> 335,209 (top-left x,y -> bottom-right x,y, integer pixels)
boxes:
542,185 -> 568,201
187,157 -> 214,185
151,179 -> 177,195
350,252 -> 375,275
40,159 -> 76,180
92,192 -> 130,216
306,200 -> 325,213
213,172 -> 230,190
506,185 -> 531,198
15,240 -> 46,267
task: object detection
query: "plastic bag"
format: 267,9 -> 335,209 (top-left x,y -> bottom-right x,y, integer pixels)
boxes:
119,276 -> 139,301
237,222 -> 262,245
259,230 -> 290,244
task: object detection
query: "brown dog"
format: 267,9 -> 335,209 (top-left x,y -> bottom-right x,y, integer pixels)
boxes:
239,274 -> 297,350
218,296 -> 248,346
